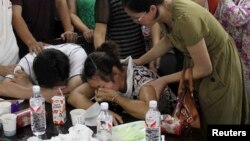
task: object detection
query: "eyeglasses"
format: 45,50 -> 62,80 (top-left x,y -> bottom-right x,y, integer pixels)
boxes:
134,12 -> 147,22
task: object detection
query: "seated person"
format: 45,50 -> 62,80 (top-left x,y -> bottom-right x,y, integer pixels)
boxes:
67,41 -> 176,124
0,43 -> 87,102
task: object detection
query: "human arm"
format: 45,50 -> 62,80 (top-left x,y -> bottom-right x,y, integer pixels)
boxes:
67,0 -> 93,42
67,82 -> 95,109
0,78 -> 64,103
95,85 -> 157,119
0,69 -> 74,103
219,0 -> 250,26
148,38 -> 212,96
94,0 -> 109,49
0,65 -> 16,77
12,4 -> 44,54
67,83 -> 123,125
94,23 -> 107,49
148,23 -> 162,72
55,0 -> 77,43
134,36 -> 173,66
0,78 -> 33,99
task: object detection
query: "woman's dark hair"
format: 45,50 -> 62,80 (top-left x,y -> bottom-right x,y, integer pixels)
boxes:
82,41 -> 122,82
33,49 -> 70,88
122,0 -> 163,12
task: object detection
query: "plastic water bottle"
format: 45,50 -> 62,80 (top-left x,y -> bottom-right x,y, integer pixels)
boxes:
29,85 -> 46,136
97,102 -> 112,141
145,100 -> 161,141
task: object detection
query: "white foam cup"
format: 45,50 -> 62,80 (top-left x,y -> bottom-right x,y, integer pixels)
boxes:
0,113 -> 17,136
70,109 -> 86,126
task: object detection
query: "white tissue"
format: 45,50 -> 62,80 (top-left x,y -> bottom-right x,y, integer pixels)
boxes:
84,102 -> 101,126
27,124 -> 98,141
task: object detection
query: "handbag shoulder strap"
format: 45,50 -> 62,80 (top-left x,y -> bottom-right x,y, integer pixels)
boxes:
178,68 -> 195,97
188,68 -> 194,97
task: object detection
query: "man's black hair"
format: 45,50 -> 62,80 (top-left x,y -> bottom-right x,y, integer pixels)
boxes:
33,49 -> 70,88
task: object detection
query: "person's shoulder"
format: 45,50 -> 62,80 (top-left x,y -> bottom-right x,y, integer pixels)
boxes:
173,0 -> 207,16
48,43 -> 86,55
21,53 -> 36,63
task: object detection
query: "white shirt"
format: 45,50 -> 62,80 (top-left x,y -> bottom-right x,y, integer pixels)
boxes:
15,43 -> 87,84
0,0 -> 19,80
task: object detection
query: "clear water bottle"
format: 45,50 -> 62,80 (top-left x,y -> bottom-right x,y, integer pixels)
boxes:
30,85 -> 46,136
145,100 -> 161,141
97,102 -> 112,141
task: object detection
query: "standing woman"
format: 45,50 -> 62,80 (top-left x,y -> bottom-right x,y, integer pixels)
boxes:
122,0 -> 248,128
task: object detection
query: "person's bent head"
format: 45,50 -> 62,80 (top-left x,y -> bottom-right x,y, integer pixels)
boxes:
33,49 -> 70,88
82,41 -> 123,90
122,0 -> 163,13
122,0 -> 163,25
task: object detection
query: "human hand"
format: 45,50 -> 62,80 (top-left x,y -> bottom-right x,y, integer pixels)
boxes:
0,65 -> 16,76
56,86 -> 70,98
95,88 -> 118,102
13,69 -> 32,87
83,29 -> 94,43
61,31 -> 78,43
133,58 -> 142,65
27,41 -> 45,55
39,86 -> 67,103
108,110 -> 123,125
149,58 -> 161,73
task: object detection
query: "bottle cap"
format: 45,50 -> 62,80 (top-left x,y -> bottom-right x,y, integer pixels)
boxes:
100,102 -> 109,110
32,85 -> 40,93
149,100 -> 157,108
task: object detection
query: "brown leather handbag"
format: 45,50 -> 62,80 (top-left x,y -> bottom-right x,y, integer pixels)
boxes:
172,68 -> 201,128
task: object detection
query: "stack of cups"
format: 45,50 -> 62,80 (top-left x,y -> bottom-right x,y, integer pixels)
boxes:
0,101 -> 17,137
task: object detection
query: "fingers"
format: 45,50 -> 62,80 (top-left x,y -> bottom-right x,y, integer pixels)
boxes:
149,61 -> 157,73
156,57 -> 161,69
110,112 -> 123,125
28,41 -> 44,55
61,31 -> 78,43
1,65 -> 16,76
114,114 -> 123,125
56,86 -> 68,96
14,68 -> 26,77
83,30 -> 94,43
95,88 -> 117,102
113,117 -> 119,126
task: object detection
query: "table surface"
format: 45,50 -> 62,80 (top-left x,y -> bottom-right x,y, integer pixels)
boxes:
0,100 -> 203,141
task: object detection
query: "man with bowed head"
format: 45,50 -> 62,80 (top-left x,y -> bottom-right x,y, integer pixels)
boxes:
0,43 -> 87,103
